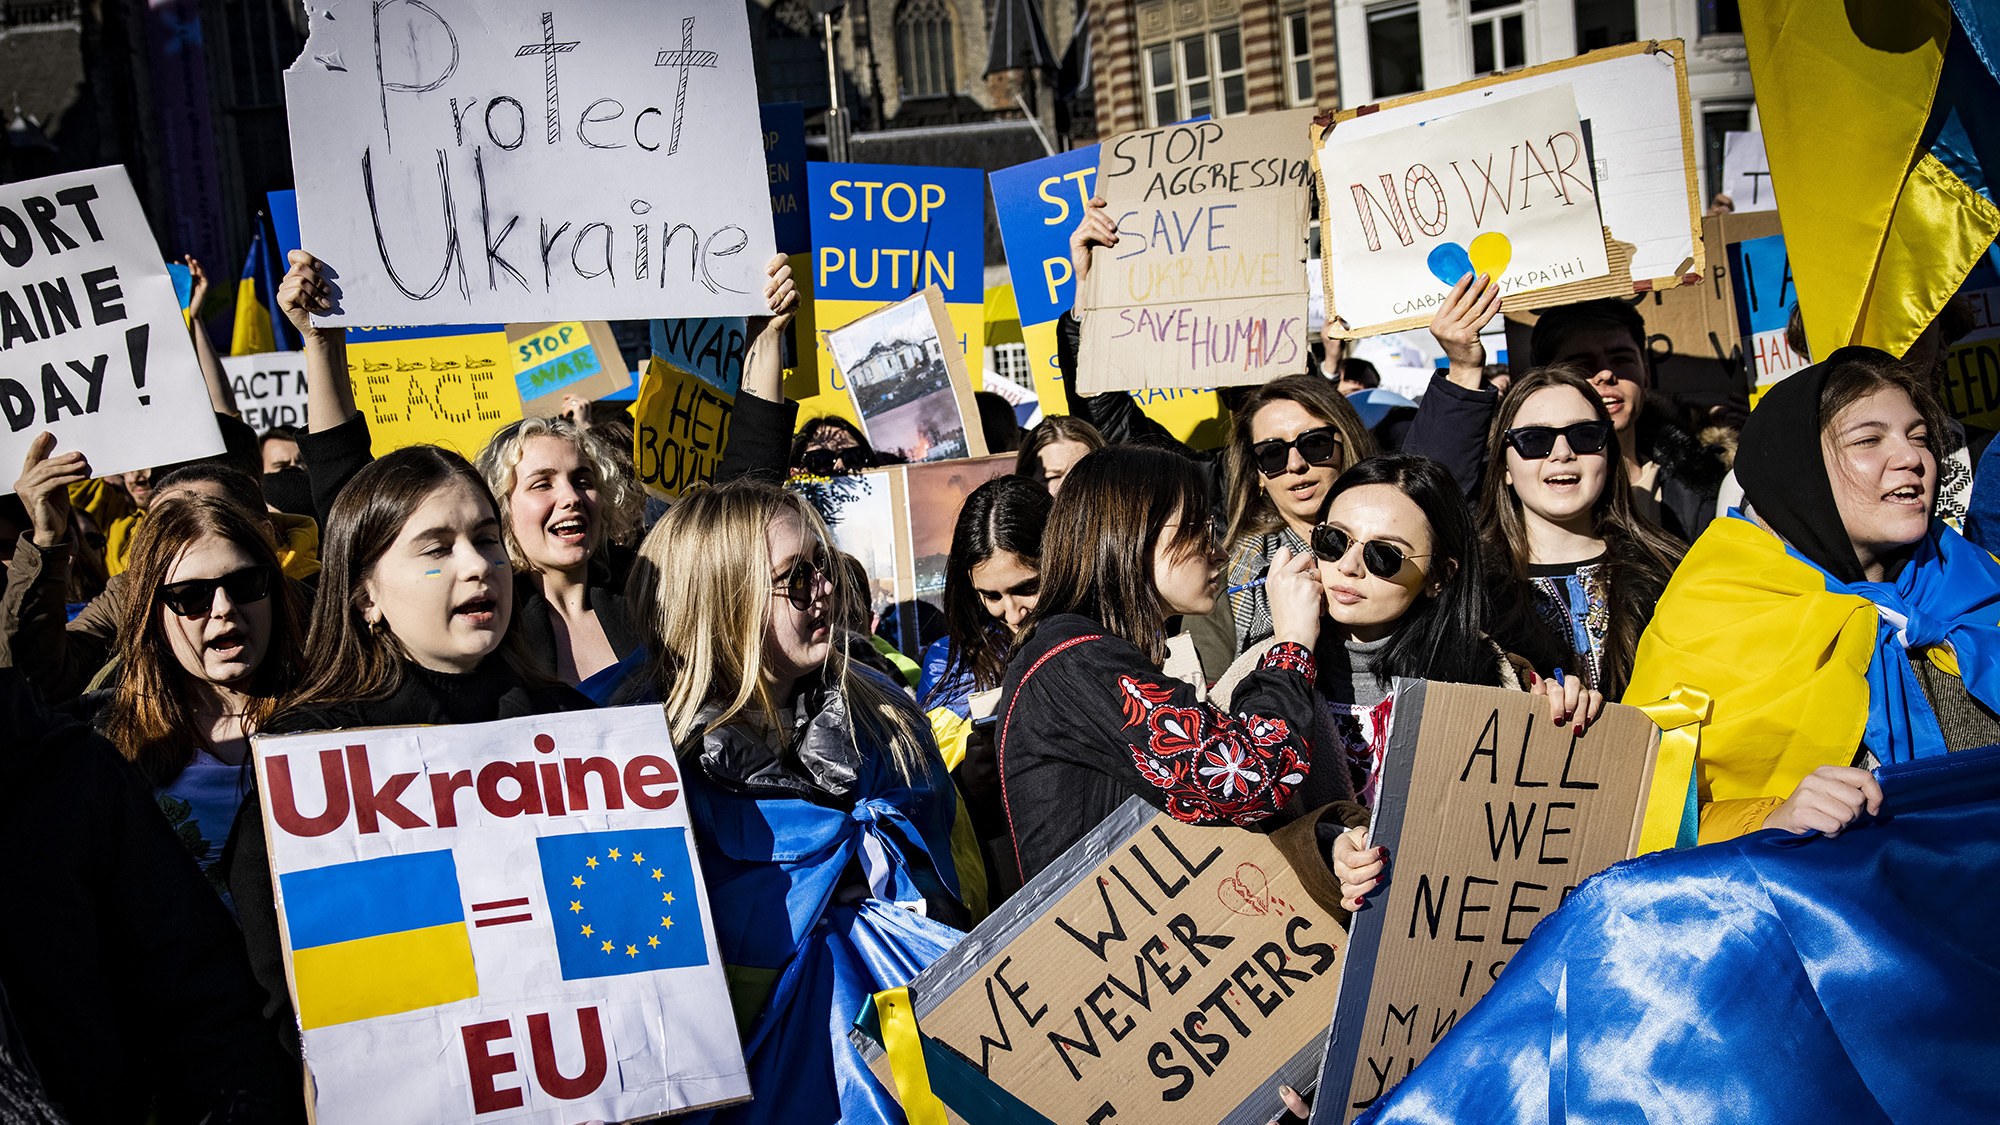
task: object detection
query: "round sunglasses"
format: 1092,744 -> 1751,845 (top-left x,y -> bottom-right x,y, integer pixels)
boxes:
159,565 -> 277,618
1250,426 -> 1342,476
1310,525 -> 1430,580
772,554 -> 833,611
1501,420 -> 1612,460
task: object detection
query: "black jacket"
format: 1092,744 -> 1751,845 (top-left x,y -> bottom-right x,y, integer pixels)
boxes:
993,613 -> 1323,882
0,670 -> 291,1125
223,658 -> 594,1057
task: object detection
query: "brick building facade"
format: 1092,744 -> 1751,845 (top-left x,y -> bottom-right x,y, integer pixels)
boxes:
1088,0 -> 1340,139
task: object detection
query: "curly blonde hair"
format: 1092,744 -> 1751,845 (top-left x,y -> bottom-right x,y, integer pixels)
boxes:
476,416 -> 643,571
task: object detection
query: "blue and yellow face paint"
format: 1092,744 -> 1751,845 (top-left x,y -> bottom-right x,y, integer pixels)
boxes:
280,849 -> 479,1029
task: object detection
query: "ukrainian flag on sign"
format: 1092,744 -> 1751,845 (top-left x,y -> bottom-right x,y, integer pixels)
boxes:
538,827 -> 708,980
280,850 -> 479,1030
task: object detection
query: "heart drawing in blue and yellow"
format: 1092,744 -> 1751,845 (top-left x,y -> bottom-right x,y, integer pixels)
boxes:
280,849 -> 479,1030
1426,231 -> 1514,286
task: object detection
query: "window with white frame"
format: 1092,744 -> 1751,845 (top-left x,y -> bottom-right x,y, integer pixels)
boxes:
1365,3 -> 1423,98
1467,0 -> 1525,76
1143,27 -> 1247,126
1285,11 -> 1315,106
895,0 -> 956,98
988,343 -> 1032,390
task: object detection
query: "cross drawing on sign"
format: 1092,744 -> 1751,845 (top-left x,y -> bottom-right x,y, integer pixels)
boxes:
515,11 -> 579,146
654,17 -> 718,157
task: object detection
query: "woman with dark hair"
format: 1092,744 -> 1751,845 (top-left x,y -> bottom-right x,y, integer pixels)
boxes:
789,416 -> 884,477
994,445 -> 1327,882
1013,414 -> 1103,496
1628,346 -> 2000,845
1477,367 -> 1686,701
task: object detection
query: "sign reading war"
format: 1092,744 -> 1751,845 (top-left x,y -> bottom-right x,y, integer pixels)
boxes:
0,166 -> 222,488
254,706 -> 749,1124
284,0 -> 776,326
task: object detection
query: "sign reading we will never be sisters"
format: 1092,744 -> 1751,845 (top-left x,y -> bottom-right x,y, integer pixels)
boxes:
284,0 -> 776,326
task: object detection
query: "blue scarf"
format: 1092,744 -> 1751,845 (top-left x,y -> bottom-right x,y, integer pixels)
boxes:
1783,516 -> 2000,764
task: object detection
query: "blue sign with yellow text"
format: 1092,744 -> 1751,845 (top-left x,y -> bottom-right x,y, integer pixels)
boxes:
991,146 -> 1099,327
808,162 -> 984,305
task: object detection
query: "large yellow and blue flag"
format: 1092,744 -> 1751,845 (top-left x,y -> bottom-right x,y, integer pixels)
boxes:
230,210 -> 301,356
280,849 -> 480,1030
537,827 -> 709,980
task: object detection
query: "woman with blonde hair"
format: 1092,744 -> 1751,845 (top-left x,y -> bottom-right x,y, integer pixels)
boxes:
627,478 -> 964,1125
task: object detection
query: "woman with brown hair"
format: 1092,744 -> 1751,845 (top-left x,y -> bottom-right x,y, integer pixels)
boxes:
1476,367 -> 1686,700
1013,413 -> 1103,496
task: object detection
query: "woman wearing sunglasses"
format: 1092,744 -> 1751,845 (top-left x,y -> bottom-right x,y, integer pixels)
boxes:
1476,368 -> 1685,701
626,479 -> 965,1124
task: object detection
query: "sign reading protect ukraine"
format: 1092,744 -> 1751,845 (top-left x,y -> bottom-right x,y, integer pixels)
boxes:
253,706 -> 748,1124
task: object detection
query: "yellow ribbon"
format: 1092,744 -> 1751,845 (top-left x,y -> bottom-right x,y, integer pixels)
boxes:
874,986 -> 949,1125
1635,684 -> 1713,855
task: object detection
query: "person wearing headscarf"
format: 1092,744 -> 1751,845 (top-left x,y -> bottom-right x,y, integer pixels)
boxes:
1627,347 -> 2000,845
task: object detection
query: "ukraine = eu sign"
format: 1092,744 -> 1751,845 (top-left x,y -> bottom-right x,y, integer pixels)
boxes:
538,827 -> 708,979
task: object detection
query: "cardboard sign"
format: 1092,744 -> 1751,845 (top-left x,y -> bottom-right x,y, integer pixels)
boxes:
1727,233 -> 1808,390
0,166 -> 222,486
1623,208 -> 1783,374
344,323 -> 524,457
649,316 -> 746,397
252,706 -> 749,1124
632,354 -> 733,500
991,146 -> 1100,327
852,798 -> 1346,1125
1722,130 -> 1777,213
1076,109 -> 1318,393
1310,680 -> 1661,1123
283,0 -> 775,326
1939,261 -> 2000,430
762,102 -> 809,256
509,320 -> 627,412
826,287 -> 986,463
1319,85 -> 1612,335
222,351 -> 309,432
1316,41 -> 1704,339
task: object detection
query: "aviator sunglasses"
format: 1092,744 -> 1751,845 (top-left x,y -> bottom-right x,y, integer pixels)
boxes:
158,566 -> 277,618
1250,426 -> 1343,476
1501,420 -> 1613,460
1310,525 -> 1430,580
773,554 -> 833,611
798,447 -> 877,476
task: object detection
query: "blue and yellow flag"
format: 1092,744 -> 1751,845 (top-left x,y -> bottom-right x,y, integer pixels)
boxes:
280,849 -> 479,1030
537,827 -> 709,980
231,211 -> 301,357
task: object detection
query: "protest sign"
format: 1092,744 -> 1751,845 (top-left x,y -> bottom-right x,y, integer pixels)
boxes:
1309,680 -> 1661,1123
826,287 -> 986,463
632,355 -> 734,500
344,323 -> 524,457
650,315 -> 747,397
991,146 -> 1099,327
762,102 -> 809,256
1727,233 -> 1809,393
851,798 -> 1346,1125
283,0 -> 775,326
1316,41 -> 1703,339
509,321 -> 626,413
1318,85 -> 1613,336
252,706 -> 749,1124
1622,208 -> 1783,377
1722,130 -> 1777,213
0,166 -> 222,487
799,163 -> 986,430
222,351 -> 309,431
1075,109 -> 1318,393
1939,260 -> 2000,431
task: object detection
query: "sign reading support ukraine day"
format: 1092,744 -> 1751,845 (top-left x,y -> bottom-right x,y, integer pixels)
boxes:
253,706 -> 748,1123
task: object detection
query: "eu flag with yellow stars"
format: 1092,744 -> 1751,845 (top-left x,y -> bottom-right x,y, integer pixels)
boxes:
537,827 -> 708,980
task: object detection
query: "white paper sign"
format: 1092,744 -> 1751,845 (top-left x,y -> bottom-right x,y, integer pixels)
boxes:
284,1 -> 776,326
1321,85 -> 1612,332
254,706 -> 749,1124
0,166 -> 221,488
221,351 -> 308,432
1722,130 -> 1776,213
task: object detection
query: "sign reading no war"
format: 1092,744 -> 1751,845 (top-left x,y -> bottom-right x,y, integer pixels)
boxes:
283,0 -> 776,326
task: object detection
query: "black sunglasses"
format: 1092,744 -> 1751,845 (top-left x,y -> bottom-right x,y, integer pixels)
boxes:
1502,421 -> 1613,460
773,554 -> 832,611
799,446 -> 875,476
1310,525 -> 1431,580
1250,426 -> 1342,476
159,566 -> 277,618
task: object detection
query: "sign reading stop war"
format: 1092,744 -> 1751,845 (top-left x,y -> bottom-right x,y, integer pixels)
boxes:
1076,108 -> 1318,393
284,0 -> 775,326
0,166 -> 221,488
1309,681 -> 1660,1124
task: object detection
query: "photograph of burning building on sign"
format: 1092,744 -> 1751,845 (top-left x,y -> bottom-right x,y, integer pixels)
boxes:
827,291 -> 972,463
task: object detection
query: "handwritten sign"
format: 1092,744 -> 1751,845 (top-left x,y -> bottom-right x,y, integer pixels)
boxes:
1076,109 -> 1317,392
1726,233 -> 1808,391
991,146 -> 1099,327
1939,261 -> 2000,431
1722,130 -> 1776,213
853,798 -> 1344,1125
344,323 -> 523,457
253,706 -> 749,1123
0,166 -> 221,487
283,0 -> 775,326
649,316 -> 746,397
508,320 -> 626,413
222,351 -> 309,432
762,102 -> 809,256
1309,680 -> 1660,1123
1319,85 -> 1611,337
632,354 -> 733,500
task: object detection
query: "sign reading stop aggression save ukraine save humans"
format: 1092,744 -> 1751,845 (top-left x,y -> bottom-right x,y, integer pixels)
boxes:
0,166 -> 221,489
283,0 -> 775,327
253,706 -> 748,1124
